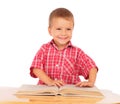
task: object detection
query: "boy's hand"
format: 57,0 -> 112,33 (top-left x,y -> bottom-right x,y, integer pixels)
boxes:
75,81 -> 94,87
48,79 -> 65,87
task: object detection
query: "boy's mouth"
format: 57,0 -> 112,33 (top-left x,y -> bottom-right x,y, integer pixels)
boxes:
58,36 -> 68,40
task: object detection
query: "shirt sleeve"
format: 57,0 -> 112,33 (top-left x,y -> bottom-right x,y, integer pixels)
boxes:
30,45 -> 46,78
77,49 -> 98,79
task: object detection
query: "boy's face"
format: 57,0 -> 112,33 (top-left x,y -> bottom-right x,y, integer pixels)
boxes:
48,17 -> 74,50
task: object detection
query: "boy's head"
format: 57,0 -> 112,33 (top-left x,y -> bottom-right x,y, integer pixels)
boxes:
48,8 -> 74,50
49,8 -> 74,27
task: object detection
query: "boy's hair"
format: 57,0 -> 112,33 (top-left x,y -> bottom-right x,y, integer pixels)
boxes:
49,8 -> 74,27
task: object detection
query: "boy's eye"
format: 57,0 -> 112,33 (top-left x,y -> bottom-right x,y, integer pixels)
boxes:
56,28 -> 71,30
56,28 -> 61,30
67,28 -> 71,30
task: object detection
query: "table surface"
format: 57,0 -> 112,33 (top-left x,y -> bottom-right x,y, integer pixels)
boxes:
0,86 -> 120,104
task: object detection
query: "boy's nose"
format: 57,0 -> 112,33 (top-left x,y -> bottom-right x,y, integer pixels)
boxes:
61,30 -> 67,36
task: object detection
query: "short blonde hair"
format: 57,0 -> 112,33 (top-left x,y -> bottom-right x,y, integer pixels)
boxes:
49,8 -> 74,27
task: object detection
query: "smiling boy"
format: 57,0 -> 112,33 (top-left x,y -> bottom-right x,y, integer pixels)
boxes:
30,8 -> 98,87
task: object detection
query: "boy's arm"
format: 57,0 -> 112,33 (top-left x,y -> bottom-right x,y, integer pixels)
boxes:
33,68 -> 65,87
75,68 -> 97,87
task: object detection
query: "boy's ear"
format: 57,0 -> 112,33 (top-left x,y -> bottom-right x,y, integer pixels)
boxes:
48,27 -> 52,36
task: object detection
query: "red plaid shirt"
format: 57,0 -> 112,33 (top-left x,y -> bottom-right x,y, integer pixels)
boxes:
30,40 -> 97,85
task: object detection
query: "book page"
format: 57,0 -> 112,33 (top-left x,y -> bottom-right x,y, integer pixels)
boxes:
15,84 -> 104,97
16,84 -> 59,95
58,84 -> 104,97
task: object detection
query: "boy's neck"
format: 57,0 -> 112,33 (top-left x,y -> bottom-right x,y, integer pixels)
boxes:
51,40 -> 71,51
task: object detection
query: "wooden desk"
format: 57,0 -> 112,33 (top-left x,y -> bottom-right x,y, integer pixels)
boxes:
0,87 -> 120,104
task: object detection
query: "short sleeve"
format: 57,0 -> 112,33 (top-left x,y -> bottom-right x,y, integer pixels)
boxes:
77,49 -> 98,79
30,45 -> 46,78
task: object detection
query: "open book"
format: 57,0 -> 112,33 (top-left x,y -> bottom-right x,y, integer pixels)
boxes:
15,84 -> 104,98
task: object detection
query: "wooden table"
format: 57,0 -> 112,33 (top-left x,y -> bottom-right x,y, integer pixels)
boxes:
0,87 -> 120,104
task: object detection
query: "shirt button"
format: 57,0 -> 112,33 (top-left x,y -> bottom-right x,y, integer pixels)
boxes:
56,64 -> 59,67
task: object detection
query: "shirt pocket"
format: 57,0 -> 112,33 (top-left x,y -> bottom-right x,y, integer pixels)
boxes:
62,56 -> 76,75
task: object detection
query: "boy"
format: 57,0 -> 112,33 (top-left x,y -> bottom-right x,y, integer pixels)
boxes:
30,8 -> 98,87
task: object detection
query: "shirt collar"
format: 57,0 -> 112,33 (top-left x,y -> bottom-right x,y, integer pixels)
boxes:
50,39 -> 73,50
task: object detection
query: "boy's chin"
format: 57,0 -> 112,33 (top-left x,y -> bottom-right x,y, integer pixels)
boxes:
58,40 -> 70,44
59,41 -> 69,45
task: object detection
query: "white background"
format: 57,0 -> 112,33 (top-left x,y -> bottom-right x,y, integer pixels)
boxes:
0,0 -> 120,95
